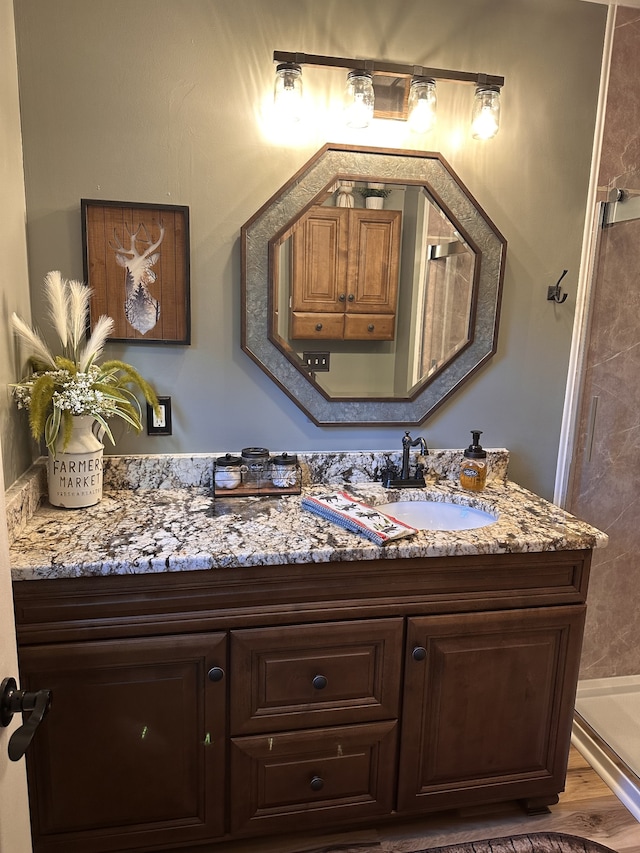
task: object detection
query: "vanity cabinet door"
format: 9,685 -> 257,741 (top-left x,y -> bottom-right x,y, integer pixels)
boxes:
290,207 -> 348,315
347,209 -> 401,317
19,633 -> 227,853
397,606 -> 586,814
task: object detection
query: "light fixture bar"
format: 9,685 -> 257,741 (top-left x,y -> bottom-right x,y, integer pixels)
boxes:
273,51 -> 504,89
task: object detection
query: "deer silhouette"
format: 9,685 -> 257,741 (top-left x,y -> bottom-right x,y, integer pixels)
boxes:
110,222 -> 165,334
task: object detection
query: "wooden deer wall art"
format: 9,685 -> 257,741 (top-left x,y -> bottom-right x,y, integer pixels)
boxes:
81,200 -> 191,345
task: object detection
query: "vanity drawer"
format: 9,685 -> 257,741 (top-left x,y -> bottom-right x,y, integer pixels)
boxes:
230,618 -> 403,734
290,311 -> 344,339
344,312 -> 396,340
229,720 -> 397,835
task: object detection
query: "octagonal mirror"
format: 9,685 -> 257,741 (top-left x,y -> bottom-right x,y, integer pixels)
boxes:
241,144 -> 506,425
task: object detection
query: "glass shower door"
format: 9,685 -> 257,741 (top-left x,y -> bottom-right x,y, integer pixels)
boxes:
567,173 -> 640,681
567,173 -> 640,816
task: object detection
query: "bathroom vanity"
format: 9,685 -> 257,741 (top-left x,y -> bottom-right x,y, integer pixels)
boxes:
7,453 -> 606,853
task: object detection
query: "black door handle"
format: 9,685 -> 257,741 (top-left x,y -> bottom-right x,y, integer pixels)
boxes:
1,677 -> 52,761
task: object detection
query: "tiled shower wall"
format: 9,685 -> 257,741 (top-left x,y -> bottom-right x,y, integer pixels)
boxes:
568,7 -> 640,678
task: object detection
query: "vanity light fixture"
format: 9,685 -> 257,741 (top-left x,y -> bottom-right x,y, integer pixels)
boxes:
407,77 -> 437,134
345,70 -> 375,128
272,51 -> 504,138
471,85 -> 501,140
273,61 -> 304,123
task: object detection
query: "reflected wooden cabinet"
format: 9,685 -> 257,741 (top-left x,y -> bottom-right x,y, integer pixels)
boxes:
13,549 -> 591,852
290,205 -> 402,341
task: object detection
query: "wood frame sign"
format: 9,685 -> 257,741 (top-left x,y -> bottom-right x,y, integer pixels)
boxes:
81,199 -> 190,344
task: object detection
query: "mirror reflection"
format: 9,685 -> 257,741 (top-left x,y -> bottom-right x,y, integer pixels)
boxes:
272,181 -> 477,399
242,145 -> 506,425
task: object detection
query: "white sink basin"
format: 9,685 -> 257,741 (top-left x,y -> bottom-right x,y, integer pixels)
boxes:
376,500 -> 498,531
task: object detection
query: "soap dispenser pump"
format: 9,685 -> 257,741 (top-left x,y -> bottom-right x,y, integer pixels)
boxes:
460,430 -> 487,492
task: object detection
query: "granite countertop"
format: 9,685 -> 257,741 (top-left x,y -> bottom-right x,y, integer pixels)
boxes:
8,451 -> 608,581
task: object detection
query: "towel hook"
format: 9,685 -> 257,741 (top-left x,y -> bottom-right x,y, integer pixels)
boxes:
547,270 -> 568,304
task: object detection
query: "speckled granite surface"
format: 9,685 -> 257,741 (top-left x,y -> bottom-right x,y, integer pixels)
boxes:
6,449 -> 510,540
7,450 -> 607,582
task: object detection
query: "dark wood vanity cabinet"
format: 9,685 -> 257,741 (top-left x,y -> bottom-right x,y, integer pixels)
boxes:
12,549 -> 591,853
289,205 -> 402,341
16,633 -> 227,853
398,607 -> 586,814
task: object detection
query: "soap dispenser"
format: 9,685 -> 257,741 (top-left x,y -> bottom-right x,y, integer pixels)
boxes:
460,430 -> 487,492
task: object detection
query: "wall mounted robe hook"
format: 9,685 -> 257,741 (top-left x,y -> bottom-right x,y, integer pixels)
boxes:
547,269 -> 568,304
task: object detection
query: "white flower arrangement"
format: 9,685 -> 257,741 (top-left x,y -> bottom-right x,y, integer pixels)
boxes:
11,271 -> 159,454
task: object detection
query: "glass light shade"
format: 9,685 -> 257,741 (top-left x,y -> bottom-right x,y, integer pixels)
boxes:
344,70 -> 375,128
471,86 -> 501,140
274,62 -> 303,123
407,78 -> 437,134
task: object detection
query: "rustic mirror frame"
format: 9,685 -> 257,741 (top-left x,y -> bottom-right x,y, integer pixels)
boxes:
241,144 -> 506,426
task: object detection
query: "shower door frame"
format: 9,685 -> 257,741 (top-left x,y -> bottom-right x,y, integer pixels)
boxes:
554,5 -> 615,506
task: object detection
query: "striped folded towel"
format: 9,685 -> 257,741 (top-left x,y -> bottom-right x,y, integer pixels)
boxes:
301,491 -> 417,546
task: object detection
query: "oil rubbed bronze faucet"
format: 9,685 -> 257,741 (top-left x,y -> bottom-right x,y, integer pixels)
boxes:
381,431 -> 428,488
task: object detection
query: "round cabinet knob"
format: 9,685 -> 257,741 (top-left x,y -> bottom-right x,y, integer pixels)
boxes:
207,666 -> 225,683
338,293 -> 346,302
368,324 -> 375,332
315,323 -> 323,331
312,674 -> 328,690
347,293 -> 355,302
310,775 -> 324,792
412,646 -> 427,662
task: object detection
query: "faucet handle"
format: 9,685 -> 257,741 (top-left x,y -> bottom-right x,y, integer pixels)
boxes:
380,465 -> 398,487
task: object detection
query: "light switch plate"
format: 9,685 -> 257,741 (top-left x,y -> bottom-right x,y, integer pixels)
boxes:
303,351 -> 330,372
147,396 -> 172,435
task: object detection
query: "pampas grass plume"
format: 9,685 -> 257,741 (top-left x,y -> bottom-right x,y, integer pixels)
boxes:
67,279 -> 90,356
79,315 -> 114,371
10,313 -> 57,369
43,271 -> 69,349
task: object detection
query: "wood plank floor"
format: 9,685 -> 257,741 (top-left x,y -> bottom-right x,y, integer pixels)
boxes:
226,748 -> 640,853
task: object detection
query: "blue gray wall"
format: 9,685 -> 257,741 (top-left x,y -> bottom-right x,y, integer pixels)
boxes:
7,0 -> 607,499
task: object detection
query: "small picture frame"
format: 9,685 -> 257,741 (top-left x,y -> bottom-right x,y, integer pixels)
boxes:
81,199 -> 191,345
146,396 -> 172,436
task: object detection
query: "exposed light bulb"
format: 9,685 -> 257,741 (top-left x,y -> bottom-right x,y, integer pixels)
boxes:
344,70 -> 374,128
274,62 -> 303,124
471,86 -> 501,140
408,78 -> 437,134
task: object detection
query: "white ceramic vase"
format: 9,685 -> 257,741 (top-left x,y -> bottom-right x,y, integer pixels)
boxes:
47,415 -> 104,508
365,196 -> 384,209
